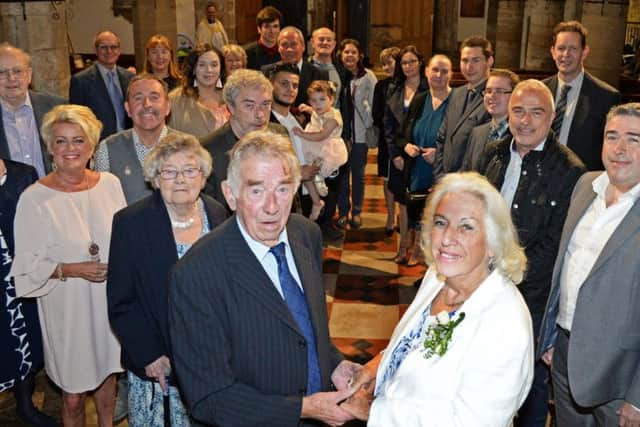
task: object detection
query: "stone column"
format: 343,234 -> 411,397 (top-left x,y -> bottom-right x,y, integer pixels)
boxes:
433,0 -> 459,62
522,0 -> 563,71
580,1 -> 628,87
0,1 -> 70,97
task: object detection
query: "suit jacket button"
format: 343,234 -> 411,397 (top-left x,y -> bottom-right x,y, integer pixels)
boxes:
299,340 -> 306,348
299,388 -> 306,395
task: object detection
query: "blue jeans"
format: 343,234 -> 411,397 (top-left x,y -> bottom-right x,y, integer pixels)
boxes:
338,143 -> 368,217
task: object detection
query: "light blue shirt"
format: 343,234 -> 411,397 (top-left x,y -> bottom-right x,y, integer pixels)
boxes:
0,93 -> 45,177
95,62 -> 124,98
236,216 -> 303,298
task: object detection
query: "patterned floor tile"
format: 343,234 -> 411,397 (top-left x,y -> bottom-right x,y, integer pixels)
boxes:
329,302 -> 399,340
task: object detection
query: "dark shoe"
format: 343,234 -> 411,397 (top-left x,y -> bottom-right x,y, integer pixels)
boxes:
322,225 -> 344,242
335,216 -> 349,229
350,215 -> 362,230
14,372 -> 58,427
113,375 -> 129,423
384,227 -> 394,237
394,246 -> 409,264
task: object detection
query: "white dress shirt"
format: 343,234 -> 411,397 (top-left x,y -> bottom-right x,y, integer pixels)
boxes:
555,70 -> 585,146
557,172 -> 640,330
235,217 -> 303,298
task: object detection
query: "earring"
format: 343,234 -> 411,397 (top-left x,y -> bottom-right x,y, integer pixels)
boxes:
89,157 -> 95,171
488,256 -> 495,272
51,161 -> 58,172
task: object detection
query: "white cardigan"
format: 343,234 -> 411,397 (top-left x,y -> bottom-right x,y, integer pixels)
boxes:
369,268 -> 534,427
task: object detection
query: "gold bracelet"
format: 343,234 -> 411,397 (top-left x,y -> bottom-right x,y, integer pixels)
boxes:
57,263 -> 67,282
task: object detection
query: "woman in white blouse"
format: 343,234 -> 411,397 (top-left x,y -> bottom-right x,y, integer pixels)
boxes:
344,172 -> 534,426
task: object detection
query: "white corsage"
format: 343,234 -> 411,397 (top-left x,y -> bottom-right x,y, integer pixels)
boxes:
422,310 -> 466,359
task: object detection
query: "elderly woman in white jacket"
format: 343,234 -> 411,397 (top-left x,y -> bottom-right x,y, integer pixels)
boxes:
343,172 -> 534,427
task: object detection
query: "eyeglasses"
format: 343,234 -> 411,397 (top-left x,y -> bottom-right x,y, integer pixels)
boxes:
0,67 -> 27,80
158,167 -> 202,180
482,88 -> 512,96
98,45 -> 120,51
400,59 -> 419,67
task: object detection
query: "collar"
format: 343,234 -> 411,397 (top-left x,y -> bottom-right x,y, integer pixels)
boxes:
132,125 -> 168,148
0,90 -> 32,113
510,137 -> 546,156
295,59 -> 303,71
235,215 -> 290,262
258,38 -> 278,55
467,78 -> 487,92
593,171 -> 640,204
558,69 -> 584,88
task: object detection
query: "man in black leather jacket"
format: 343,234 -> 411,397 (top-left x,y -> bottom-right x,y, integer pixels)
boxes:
477,79 -> 586,427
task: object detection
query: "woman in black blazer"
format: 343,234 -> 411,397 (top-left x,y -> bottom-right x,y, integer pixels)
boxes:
107,134 -> 226,426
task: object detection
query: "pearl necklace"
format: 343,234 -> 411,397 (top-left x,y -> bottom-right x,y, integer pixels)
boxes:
169,201 -> 199,229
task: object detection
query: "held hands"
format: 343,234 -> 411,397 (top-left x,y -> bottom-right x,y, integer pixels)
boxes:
301,389 -> 354,427
618,402 -> 640,427
404,143 -> 421,158
145,355 -> 171,392
63,261 -> 108,283
422,147 -> 436,164
541,348 -> 554,366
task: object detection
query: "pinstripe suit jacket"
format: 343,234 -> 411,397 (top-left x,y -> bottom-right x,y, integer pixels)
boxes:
169,214 -> 343,426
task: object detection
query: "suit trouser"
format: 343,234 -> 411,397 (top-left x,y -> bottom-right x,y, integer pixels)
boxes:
551,329 -> 623,426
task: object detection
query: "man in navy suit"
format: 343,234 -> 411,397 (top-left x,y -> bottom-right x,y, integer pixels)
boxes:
70,30 -> 134,141
169,130 -> 361,426
543,21 -> 620,171
0,43 -> 65,177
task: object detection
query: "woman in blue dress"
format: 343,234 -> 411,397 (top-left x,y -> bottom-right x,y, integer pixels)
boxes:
0,158 -> 55,426
396,54 -> 452,266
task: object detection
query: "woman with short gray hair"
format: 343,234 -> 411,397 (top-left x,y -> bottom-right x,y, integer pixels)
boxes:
107,133 -> 226,425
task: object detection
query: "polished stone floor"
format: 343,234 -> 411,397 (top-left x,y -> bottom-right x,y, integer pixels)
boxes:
0,149 -> 425,426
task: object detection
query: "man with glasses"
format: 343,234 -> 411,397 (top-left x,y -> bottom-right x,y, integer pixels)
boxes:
202,69 -> 286,206
463,68 -> 519,171
543,21 -> 620,171
0,43 -> 65,177
70,30 -> 134,140
478,80 -> 585,427
434,35 -> 493,177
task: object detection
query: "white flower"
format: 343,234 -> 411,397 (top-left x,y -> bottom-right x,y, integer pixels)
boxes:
435,310 -> 450,325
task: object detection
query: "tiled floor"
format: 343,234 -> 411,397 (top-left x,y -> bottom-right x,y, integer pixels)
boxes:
0,149 -> 425,425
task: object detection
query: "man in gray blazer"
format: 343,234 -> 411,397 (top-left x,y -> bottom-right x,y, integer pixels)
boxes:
94,74 -> 174,205
0,43 -> 65,177
169,130 -> 361,426
70,30 -> 134,141
543,21 -> 620,171
538,103 -> 640,426
201,69 -> 286,205
433,35 -> 493,178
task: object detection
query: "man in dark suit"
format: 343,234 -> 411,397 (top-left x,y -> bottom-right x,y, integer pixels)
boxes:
201,69 -> 286,205
261,26 -> 328,108
434,35 -> 493,178
244,6 -> 282,70
478,80 -> 585,427
69,30 -> 134,141
463,68 -> 518,171
0,43 -> 65,177
543,20 -> 620,171
538,103 -> 640,426
169,130 -> 361,426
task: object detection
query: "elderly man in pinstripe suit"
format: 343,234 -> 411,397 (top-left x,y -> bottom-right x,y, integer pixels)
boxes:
169,130 -> 361,426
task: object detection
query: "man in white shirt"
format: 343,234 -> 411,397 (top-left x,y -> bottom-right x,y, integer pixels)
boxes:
543,20 -> 620,171
478,79 -> 586,427
538,103 -> 640,427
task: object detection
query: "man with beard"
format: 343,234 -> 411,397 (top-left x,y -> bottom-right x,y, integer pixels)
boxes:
202,69 -> 286,205
94,74 -> 176,204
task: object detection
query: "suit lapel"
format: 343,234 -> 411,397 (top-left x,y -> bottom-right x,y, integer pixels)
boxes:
30,91 -> 53,173
451,82 -> 486,136
0,106 -> 8,159
224,218 -> 302,334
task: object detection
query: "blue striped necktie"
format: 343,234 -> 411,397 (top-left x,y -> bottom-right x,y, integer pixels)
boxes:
106,70 -> 126,131
269,242 -> 321,394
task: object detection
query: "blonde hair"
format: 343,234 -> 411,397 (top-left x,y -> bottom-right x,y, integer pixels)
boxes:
420,172 -> 527,284
222,44 -> 248,69
226,130 -> 300,195
143,133 -> 213,188
41,105 -> 103,154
